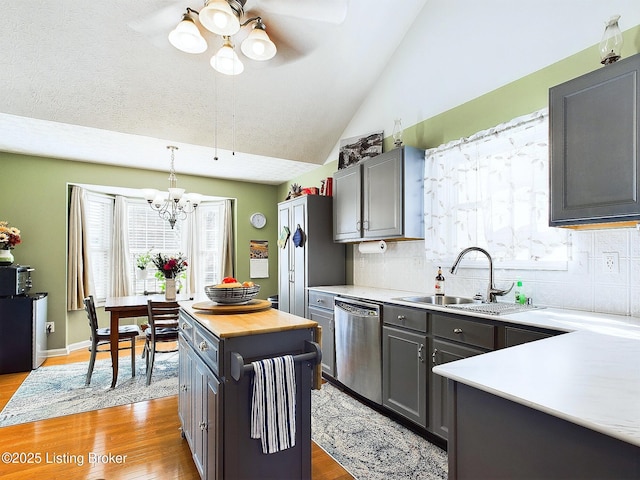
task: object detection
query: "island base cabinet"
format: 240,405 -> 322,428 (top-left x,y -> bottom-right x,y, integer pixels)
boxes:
448,382 -> 640,479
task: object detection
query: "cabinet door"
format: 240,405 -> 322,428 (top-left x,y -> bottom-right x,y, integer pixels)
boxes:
382,326 -> 428,428
504,326 -> 553,347
363,149 -> 403,238
278,203 -> 292,313
550,54 -> 640,226
206,371 -> 221,480
178,335 -> 193,446
333,165 -> 362,241
308,306 -> 335,377
291,201 -> 307,318
192,358 -> 208,478
430,339 -> 485,440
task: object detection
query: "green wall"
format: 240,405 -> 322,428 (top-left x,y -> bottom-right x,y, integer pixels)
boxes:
0,153 -> 280,349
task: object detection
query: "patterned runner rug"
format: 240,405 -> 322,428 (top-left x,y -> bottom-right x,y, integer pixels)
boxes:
312,382 -> 448,480
0,352 -> 178,427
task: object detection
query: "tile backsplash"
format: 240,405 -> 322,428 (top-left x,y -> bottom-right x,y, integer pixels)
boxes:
352,228 -> 640,317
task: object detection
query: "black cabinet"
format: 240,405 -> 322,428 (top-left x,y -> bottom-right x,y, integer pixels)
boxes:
307,290 -> 336,377
549,53 -> 640,227
333,146 -> 425,242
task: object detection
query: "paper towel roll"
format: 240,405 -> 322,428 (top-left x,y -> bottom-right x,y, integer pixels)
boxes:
358,240 -> 387,254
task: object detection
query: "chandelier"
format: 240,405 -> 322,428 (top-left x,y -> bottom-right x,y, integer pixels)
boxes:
142,146 -> 202,229
168,0 -> 277,76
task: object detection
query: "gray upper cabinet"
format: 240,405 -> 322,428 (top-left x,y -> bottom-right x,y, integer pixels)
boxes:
333,146 -> 425,242
549,53 -> 640,227
278,195 -> 345,318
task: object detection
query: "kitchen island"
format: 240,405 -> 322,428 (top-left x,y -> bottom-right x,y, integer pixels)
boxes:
178,301 -> 320,480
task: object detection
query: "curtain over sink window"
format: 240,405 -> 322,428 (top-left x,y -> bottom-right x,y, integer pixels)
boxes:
424,108 -> 569,269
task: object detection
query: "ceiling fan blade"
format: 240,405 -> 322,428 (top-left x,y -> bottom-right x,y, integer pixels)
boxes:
256,0 -> 348,25
128,3 -> 185,38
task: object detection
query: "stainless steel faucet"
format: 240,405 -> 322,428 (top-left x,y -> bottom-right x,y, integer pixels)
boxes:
449,247 -> 513,303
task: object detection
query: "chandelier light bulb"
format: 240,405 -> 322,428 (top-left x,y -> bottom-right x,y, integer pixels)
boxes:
241,25 -> 277,61
199,0 -> 241,36
211,38 -> 244,75
168,15 -> 207,54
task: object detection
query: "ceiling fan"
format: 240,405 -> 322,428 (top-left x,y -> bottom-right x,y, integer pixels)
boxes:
129,0 -> 349,74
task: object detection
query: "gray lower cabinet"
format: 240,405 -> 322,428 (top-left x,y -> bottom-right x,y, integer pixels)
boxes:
429,313 -> 495,441
549,52 -> 640,226
333,146 -> 425,242
307,290 -> 336,377
178,309 -> 314,479
382,325 -> 428,428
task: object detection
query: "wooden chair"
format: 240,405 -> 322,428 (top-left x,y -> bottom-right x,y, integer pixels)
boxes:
143,300 -> 179,385
83,295 -> 140,386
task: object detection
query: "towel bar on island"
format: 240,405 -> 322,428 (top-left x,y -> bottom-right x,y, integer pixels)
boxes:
230,340 -> 322,382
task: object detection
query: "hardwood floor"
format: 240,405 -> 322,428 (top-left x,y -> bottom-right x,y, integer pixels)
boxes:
0,347 -> 353,479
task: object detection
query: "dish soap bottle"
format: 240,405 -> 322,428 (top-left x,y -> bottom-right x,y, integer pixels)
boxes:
435,267 -> 445,296
514,280 -> 524,304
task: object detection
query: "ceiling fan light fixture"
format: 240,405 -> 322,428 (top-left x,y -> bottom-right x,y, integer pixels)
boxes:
168,14 -> 208,54
199,0 -> 241,36
241,23 -> 277,61
211,37 -> 244,75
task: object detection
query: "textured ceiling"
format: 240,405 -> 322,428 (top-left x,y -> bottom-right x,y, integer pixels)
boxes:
1,1 -> 639,185
0,0 -> 427,184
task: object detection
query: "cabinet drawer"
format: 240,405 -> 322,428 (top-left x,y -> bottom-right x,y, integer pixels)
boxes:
384,305 -> 428,333
308,291 -> 335,311
504,326 -> 553,347
432,314 -> 495,350
193,323 -> 220,375
178,310 -> 195,344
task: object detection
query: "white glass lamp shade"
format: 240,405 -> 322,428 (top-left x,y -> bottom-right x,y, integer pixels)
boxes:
142,188 -> 159,202
210,40 -> 244,75
199,0 -> 240,36
186,193 -> 203,206
168,16 -> 207,54
152,193 -> 166,208
599,15 -> 624,65
168,187 -> 185,201
241,27 -> 277,61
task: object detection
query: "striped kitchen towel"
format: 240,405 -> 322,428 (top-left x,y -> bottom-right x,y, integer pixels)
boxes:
250,355 -> 296,454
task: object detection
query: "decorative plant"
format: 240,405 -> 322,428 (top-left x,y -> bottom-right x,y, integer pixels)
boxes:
0,221 -> 21,250
136,249 -> 153,270
151,252 -> 188,279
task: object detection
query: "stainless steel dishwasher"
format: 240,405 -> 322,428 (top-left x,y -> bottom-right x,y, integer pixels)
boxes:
334,297 -> 382,404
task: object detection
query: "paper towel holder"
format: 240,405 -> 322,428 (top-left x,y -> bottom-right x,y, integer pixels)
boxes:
358,240 -> 387,254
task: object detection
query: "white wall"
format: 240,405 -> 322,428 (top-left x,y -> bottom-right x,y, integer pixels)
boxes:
353,228 -> 640,317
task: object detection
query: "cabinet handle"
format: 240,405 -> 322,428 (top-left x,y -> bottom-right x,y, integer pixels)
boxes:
397,315 -> 406,322
181,384 -> 187,391
363,220 -> 369,230
317,298 -> 323,303
199,341 -> 209,351
418,344 -> 424,363
453,328 -> 463,334
432,348 -> 438,365
200,421 -> 207,431
356,220 -> 361,231
181,323 -> 191,330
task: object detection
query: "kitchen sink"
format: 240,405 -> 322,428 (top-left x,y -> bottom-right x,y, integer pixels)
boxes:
396,295 -> 476,306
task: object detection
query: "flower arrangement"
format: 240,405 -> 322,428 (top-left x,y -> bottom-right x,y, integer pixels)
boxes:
136,249 -> 153,270
0,221 -> 21,250
151,252 -> 188,279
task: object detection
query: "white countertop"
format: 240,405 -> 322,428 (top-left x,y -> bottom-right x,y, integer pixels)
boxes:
309,285 -> 640,446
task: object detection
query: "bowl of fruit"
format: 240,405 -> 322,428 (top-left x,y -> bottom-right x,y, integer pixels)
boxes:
204,277 -> 261,305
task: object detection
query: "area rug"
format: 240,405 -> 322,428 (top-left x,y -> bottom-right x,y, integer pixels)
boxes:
0,351 -> 178,427
311,382 -> 448,480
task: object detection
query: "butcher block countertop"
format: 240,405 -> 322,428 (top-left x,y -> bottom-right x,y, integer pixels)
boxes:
180,300 -> 317,338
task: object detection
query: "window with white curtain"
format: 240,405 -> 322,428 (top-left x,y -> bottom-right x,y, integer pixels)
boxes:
424,108 -> 570,269
84,191 -> 114,301
83,193 -> 226,301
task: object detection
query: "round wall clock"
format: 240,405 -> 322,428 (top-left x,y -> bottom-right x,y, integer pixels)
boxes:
250,212 -> 267,229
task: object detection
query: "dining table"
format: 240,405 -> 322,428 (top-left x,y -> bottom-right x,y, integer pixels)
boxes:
104,294 -> 190,388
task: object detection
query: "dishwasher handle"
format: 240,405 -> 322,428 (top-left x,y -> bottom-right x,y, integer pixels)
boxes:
335,297 -> 381,317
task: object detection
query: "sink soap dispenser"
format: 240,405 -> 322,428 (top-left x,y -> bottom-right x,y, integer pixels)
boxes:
435,266 -> 445,296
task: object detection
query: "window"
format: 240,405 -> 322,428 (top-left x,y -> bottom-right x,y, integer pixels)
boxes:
83,191 -> 227,302
424,109 -> 570,269
84,192 -> 114,302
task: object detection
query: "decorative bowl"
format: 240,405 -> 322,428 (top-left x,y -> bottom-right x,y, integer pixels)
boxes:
204,284 -> 261,305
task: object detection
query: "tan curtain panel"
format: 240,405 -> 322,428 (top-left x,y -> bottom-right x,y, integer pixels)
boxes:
221,199 -> 234,279
110,195 -> 132,297
67,186 -> 91,310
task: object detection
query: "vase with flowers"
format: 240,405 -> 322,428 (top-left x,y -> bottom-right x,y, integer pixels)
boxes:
0,221 -> 21,266
135,249 -> 153,280
151,252 -> 188,300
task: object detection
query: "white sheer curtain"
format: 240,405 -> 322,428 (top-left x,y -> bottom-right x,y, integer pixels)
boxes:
185,208 -> 199,296
67,186 -> 91,310
110,195 -> 132,296
424,109 -> 569,268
